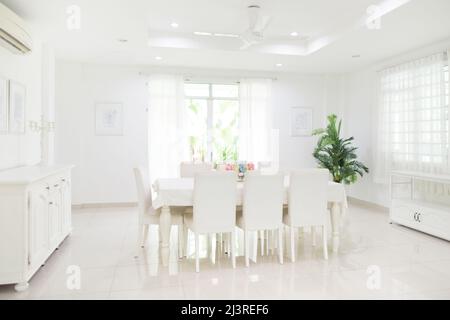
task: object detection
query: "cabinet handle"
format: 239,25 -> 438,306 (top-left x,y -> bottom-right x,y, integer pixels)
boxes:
414,212 -> 417,221
49,202 -> 54,205
45,186 -> 50,190
417,213 -> 421,223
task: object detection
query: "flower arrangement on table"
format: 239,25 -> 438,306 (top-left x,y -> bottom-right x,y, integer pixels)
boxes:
223,161 -> 255,180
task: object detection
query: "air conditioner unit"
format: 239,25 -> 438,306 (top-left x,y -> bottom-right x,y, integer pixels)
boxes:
0,2 -> 32,54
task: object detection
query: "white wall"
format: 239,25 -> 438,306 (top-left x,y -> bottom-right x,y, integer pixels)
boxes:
272,75 -> 328,170
55,63 -> 149,205
0,43 -> 43,170
55,61 -> 335,205
343,39 -> 450,207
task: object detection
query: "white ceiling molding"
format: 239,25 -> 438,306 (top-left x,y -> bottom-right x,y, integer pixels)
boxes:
147,0 -> 413,57
1,0 -> 449,73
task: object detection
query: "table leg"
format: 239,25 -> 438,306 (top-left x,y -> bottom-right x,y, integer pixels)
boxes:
160,205 -> 172,266
330,202 -> 340,253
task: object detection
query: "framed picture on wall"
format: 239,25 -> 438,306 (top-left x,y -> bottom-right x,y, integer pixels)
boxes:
8,81 -> 26,134
95,102 -> 124,136
0,77 -> 8,133
290,107 -> 313,137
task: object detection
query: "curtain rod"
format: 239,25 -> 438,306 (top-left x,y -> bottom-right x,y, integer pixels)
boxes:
376,50 -> 448,73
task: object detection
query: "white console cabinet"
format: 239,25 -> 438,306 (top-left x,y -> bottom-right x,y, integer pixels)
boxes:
0,165 -> 73,291
390,171 -> 450,241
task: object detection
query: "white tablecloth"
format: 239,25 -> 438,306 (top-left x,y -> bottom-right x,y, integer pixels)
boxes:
153,177 -> 347,210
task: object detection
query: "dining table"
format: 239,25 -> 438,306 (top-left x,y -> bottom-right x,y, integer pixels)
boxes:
153,177 -> 348,266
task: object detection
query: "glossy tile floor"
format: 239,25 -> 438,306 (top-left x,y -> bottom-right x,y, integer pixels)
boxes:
1,202 -> 450,300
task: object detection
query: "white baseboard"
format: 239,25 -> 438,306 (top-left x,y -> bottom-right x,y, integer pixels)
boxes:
347,197 -> 389,213
72,202 -> 137,209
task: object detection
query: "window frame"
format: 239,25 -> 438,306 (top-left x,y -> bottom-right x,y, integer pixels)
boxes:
381,60 -> 449,168
185,82 -> 240,162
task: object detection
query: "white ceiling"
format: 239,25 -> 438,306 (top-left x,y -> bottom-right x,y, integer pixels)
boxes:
2,0 -> 450,73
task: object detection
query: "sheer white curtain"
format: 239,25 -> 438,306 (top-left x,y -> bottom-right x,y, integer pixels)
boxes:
375,51 -> 450,202
239,79 -> 273,163
148,74 -> 189,183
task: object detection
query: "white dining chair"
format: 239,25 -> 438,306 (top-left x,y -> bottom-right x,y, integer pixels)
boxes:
238,172 -> 284,267
133,167 -> 184,257
257,161 -> 272,172
184,171 -> 237,272
283,169 -> 329,261
180,162 -> 213,178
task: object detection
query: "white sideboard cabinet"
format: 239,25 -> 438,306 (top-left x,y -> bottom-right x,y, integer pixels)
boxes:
390,171 -> 450,241
0,165 -> 74,291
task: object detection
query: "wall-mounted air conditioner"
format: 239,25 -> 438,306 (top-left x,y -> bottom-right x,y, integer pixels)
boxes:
0,2 -> 32,54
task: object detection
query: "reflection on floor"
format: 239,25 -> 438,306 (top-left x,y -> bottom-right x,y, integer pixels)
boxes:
1,202 -> 450,300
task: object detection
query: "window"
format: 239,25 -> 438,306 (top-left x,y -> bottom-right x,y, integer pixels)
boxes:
185,83 -> 239,162
375,52 -> 449,182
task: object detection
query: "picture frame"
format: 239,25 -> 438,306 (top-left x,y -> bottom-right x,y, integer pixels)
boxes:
8,81 -> 26,134
0,76 -> 8,133
290,107 -> 313,137
95,102 -> 124,136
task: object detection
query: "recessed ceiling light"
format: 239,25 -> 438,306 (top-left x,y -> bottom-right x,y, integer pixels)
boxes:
155,56 -> 162,60
275,63 -> 283,67
170,22 -> 179,28
290,31 -> 299,37
193,31 -> 212,36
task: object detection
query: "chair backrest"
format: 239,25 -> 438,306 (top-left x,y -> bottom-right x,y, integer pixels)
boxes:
180,162 -> 213,178
193,171 -> 237,233
258,161 -> 279,174
243,172 -> 284,230
288,169 -> 329,227
133,167 -> 157,219
258,161 -> 272,170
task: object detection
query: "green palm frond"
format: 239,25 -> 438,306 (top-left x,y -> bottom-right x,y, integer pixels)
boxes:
312,114 -> 369,184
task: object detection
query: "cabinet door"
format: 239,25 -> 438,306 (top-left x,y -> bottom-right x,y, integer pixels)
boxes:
417,206 -> 450,235
60,177 -> 72,235
48,190 -> 62,249
29,188 -> 49,267
390,202 -> 416,226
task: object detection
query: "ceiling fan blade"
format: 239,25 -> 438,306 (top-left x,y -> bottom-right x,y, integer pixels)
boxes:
239,36 -> 252,50
254,15 -> 272,33
239,42 -> 252,50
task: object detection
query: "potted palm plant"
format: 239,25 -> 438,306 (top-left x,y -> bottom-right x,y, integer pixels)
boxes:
312,114 -> 369,184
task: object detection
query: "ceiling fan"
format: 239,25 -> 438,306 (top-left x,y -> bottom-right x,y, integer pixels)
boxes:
238,4 -> 272,50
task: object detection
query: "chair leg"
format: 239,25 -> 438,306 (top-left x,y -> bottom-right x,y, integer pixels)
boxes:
135,224 -> 145,257
184,226 -> 189,257
252,231 -> 258,263
210,233 -> 216,264
178,225 -> 184,259
137,224 -> 144,249
278,227 -> 283,264
270,230 -> 275,255
142,224 -> 149,247
312,226 -> 317,247
290,226 -> 295,262
245,230 -> 250,267
260,230 -> 265,257
195,233 -> 200,273
223,233 -> 229,256
322,225 -> 328,260
231,231 -> 236,269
